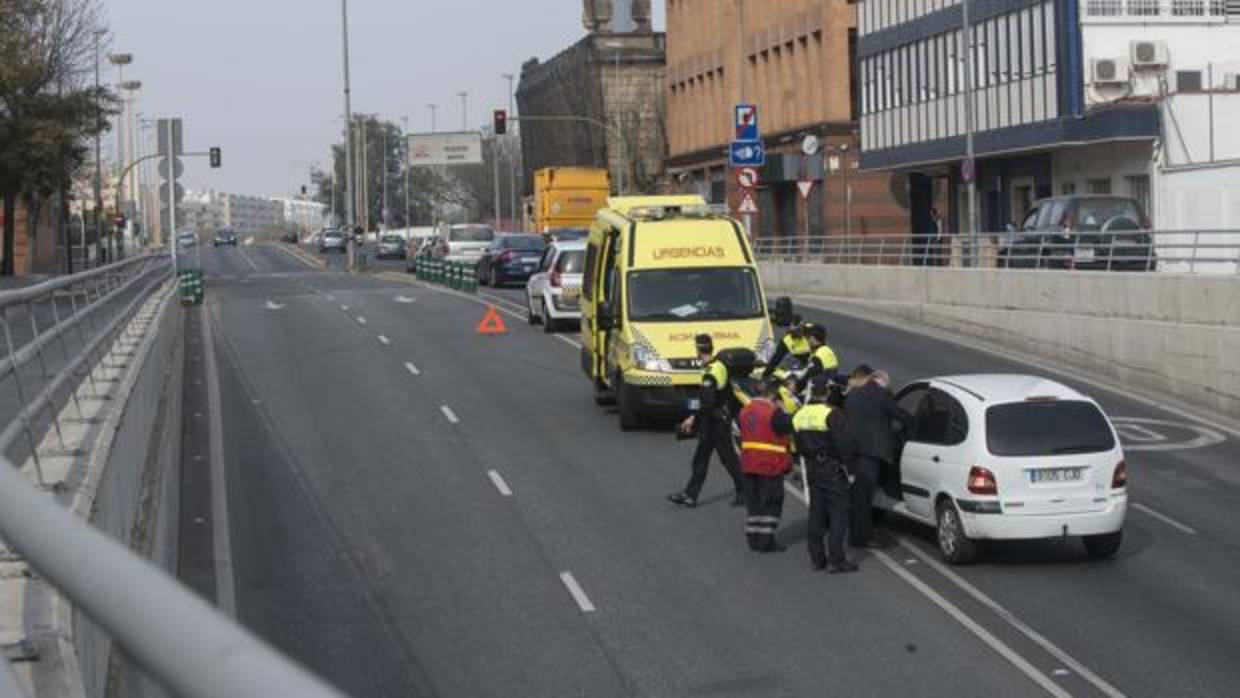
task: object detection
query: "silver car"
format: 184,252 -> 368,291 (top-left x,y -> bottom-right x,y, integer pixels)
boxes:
525,240 -> 586,332
376,234 -> 407,259
319,230 -> 347,253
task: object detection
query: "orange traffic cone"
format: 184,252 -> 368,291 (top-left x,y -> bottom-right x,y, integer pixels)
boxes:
476,305 -> 508,335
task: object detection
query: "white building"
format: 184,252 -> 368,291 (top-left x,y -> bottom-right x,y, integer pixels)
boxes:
274,198 -> 328,232
856,0 -> 1240,237
180,190 -> 286,237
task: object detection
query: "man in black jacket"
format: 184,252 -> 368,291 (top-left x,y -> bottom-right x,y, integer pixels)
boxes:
843,365 -> 914,548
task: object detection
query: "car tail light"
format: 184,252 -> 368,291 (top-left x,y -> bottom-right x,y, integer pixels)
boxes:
499,251 -> 516,263
967,466 -> 998,495
1112,461 -> 1128,489
550,269 -> 562,287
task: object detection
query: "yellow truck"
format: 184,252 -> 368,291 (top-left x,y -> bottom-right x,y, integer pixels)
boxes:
579,195 -> 794,430
533,167 -> 610,234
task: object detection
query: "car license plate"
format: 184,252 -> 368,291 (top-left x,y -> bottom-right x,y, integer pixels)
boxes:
563,288 -> 580,301
1074,247 -> 1096,262
1029,467 -> 1083,484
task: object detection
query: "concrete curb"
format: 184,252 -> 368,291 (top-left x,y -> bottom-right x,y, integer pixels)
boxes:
277,243 -> 327,270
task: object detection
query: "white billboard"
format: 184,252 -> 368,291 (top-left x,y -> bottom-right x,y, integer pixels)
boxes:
406,131 -> 483,167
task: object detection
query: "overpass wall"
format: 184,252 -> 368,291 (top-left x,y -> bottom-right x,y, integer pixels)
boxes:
759,264 -> 1240,418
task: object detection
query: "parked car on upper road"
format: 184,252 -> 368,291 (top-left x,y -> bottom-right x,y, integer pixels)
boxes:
376,234 -> 407,260
213,229 -> 238,247
879,374 -> 1128,564
437,224 -> 495,263
999,195 -> 1155,271
319,230 -> 347,253
477,234 -> 546,286
526,240 -> 586,332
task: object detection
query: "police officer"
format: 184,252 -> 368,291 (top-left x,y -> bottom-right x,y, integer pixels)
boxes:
667,334 -> 744,508
737,378 -> 796,552
762,316 -> 811,378
792,377 -> 859,573
797,324 -> 842,392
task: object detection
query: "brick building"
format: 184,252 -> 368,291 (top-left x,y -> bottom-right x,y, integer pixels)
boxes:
516,1 -> 667,195
665,0 -> 909,238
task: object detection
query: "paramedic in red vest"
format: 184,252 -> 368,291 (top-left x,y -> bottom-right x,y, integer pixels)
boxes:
738,378 -> 796,552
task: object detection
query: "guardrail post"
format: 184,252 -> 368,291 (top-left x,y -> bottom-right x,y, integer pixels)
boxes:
26,301 -> 68,451
1,309 -> 44,485
47,293 -> 84,418
1190,230 -> 1201,273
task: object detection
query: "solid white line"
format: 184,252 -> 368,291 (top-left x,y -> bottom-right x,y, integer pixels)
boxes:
236,246 -> 260,271
377,334 -> 390,346
487,470 -> 513,497
325,294 -> 335,301
404,361 -> 421,376
559,572 -> 596,613
1133,502 -> 1198,535
873,551 -> 1071,698
899,540 -> 1128,698
356,316 -> 367,325
340,304 -> 350,311
200,312 -> 237,616
439,405 -> 459,424
403,277 -> 584,349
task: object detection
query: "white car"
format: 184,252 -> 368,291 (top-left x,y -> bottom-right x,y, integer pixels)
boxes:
525,240 -> 586,332
438,224 -> 494,263
879,374 -> 1128,564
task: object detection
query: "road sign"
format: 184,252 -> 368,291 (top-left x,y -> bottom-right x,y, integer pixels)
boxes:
801,134 -> 820,156
159,182 -> 185,205
735,103 -> 759,140
797,180 -> 815,200
730,140 -> 765,167
407,131 -> 483,167
156,119 -> 183,156
737,190 -> 759,215
157,157 -> 184,179
828,155 -> 841,172
962,157 -> 975,184
736,166 -> 760,189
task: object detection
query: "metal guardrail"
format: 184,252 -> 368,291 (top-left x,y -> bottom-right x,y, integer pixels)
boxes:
0,257 -> 342,696
751,230 -> 1240,274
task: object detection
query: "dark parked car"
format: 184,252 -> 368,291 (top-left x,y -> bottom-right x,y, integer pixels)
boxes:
476,234 -> 546,286
1000,195 -> 1155,271
376,234 -> 407,260
319,230 -> 347,253
545,227 -> 589,242
212,229 -> 238,247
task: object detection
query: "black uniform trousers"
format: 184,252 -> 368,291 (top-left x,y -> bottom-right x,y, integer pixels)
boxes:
684,416 -> 742,501
807,467 -> 851,566
744,474 -> 785,550
849,455 -> 883,546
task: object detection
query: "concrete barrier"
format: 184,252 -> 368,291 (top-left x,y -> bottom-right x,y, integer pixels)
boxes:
760,263 -> 1240,419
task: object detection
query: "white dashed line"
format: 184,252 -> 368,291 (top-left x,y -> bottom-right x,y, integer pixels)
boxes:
356,316 -> 367,325
486,470 -> 513,496
377,335 -> 390,346
404,362 -> 421,376
439,405 -> 459,424
559,572 -> 596,613
340,305 -> 350,311
1133,502 -> 1198,535
325,294 -> 335,301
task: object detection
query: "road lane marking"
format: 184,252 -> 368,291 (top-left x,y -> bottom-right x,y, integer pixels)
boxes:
325,294 -> 335,301
340,305 -> 350,311
400,277 -> 585,350
781,481 -> 1112,698
237,246 -> 260,271
559,572 -> 596,613
404,362 -> 421,376
1111,416 -> 1225,452
1133,502 -> 1198,535
439,405 -> 459,424
377,335 -> 390,346
200,312 -> 237,617
487,470 -> 513,496
898,540 -> 1127,698
356,316 -> 367,325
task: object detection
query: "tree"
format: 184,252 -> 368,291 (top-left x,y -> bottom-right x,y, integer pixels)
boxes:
0,0 -> 114,275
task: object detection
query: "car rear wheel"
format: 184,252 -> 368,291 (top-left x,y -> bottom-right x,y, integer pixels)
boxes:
1082,530 -> 1122,559
490,267 -> 500,287
541,300 -> 556,333
477,264 -> 489,286
936,499 -> 977,565
526,295 -> 539,325
616,375 -> 640,431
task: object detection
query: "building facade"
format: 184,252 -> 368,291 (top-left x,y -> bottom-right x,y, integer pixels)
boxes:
275,197 -> 328,233
665,0 -> 908,239
857,0 -> 1240,235
517,0 -> 667,195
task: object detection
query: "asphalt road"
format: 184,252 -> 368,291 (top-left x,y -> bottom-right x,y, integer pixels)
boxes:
186,242 -> 1240,697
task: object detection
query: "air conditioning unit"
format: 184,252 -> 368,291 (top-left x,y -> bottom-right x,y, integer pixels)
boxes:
1224,73 -> 1240,91
1091,58 -> 1129,86
1130,40 -> 1169,69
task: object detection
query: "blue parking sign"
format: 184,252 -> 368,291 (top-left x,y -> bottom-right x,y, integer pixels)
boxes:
730,140 -> 765,167
735,104 -> 759,140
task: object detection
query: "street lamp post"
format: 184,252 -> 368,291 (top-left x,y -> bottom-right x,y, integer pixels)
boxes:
92,30 -> 106,268
962,0 -> 979,265
457,92 -> 468,130
503,73 -> 518,227
427,103 -> 437,133
340,0 -> 356,271
401,116 -> 410,230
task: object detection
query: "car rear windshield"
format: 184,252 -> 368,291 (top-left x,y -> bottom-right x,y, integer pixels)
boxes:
449,226 -> 494,242
324,232 -> 344,239
500,235 -> 545,250
557,250 -> 585,273
381,235 -> 403,243
627,267 -> 764,322
1073,199 -> 1145,231
986,400 -> 1116,456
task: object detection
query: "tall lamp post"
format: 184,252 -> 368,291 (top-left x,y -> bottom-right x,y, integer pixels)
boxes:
427,103 -> 437,132
401,116 -> 411,230
502,73 -> 518,227
457,92 -> 468,130
340,0 -> 356,271
92,29 -> 106,268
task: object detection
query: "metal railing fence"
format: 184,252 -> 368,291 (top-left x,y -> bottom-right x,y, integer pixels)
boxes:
750,230 -> 1240,274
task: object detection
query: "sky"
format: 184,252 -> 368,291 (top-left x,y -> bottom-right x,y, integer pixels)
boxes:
104,0 -> 666,198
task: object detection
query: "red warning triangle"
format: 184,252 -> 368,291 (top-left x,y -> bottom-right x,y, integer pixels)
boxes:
476,305 -> 508,335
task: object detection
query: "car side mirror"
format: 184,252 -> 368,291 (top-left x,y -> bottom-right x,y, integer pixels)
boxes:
771,296 -> 795,327
1006,223 -> 1017,232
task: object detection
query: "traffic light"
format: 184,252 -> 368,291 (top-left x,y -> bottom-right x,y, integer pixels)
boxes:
209,147 -> 221,168
493,110 -> 507,136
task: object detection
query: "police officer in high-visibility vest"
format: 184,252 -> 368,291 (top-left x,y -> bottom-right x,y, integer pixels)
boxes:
737,378 -> 796,552
793,377 -> 859,573
762,317 -> 812,378
668,334 -> 744,508
797,324 -> 842,392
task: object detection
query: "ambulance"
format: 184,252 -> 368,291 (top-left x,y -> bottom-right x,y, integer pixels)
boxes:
579,195 -> 792,430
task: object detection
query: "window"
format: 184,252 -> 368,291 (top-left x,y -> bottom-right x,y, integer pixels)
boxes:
582,244 -> 598,300
1126,175 -> 1151,219
1087,178 -> 1112,195
986,400 -> 1116,456
1176,70 -> 1203,93
556,249 -> 585,273
626,268 -> 765,322
1061,181 -> 1076,195
913,389 -> 968,446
